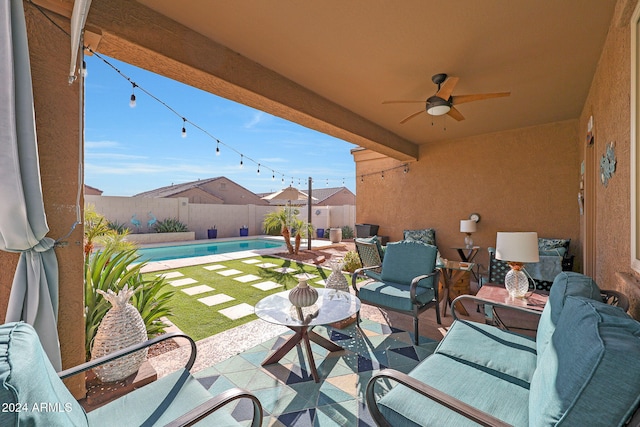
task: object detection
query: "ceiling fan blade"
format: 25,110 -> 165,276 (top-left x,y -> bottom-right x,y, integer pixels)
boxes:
451,92 -> 510,105
435,76 -> 459,100
447,106 -> 465,121
382,100 -> 425,104
400,110 -> 425,124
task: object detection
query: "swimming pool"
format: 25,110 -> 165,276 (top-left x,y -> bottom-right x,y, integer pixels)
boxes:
136,239 -> 285,262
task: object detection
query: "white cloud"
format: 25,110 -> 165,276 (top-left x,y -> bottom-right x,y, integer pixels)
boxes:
85,153 -> 148,160
244,112 -> 267,128
85,140 -> 121,149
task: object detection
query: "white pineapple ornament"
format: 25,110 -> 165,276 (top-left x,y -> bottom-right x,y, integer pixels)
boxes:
91,285 -> 148,382
325,260 -> 349,292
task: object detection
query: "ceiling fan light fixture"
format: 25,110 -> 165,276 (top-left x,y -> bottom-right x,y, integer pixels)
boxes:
426,96 -> 451,116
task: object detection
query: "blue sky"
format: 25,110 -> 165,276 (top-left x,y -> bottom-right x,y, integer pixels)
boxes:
84,54 -> 357,196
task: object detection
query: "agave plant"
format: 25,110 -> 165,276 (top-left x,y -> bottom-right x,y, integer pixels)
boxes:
153,217 -> 189,233
84,247 -> 175,360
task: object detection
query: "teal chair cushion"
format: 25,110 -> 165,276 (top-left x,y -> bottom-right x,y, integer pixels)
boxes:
403,228 -> 436,246
529,296 -> 640,427
87,368 -> 237,426
435,320 -> 537,384
377,353 -> 529,427
0,322 -> 88,427
536,272 -> 601,361
358,280 -> 436,312
380,240 -> 437,287
538,238 -> 569,253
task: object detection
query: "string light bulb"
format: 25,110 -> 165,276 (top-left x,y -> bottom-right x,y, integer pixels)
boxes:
81,60 -> 87,77
257,164 -> 261,175
404,165 -> 409,173
240,154 -> 244,168
216,140 -> 220,156
129,83 -> 137,108
381,171 -> 385,180
181,118 -> 187,138
361,175 -> 364,182
272,170 -> 275,181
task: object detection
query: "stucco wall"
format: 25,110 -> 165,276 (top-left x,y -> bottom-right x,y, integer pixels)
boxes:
354,120 -> 581,276
0,4 -> 87,396
579,0 -> 640,317
87,195 -> 356,239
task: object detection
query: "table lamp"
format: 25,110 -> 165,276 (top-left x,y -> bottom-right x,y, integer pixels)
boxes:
495,232 -> 539,298
460,220 -> 477,248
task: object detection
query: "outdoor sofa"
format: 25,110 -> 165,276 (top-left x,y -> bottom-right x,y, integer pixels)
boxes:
366,272 -> 640,426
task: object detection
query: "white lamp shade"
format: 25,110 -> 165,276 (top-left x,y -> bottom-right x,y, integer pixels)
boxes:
460,220 -> 477,233
495,232 -> 539,263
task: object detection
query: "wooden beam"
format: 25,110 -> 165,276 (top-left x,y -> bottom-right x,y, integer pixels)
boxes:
82,0 -> 418,161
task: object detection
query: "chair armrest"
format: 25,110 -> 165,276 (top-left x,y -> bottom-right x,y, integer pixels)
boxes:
351,265 -> 382,291
409,270 -> 440,303
58,332 -> 197,380
163,387 -> 263,427
450,295 -> 543,321
366,369 -> 511,427
600,289 -> 630,312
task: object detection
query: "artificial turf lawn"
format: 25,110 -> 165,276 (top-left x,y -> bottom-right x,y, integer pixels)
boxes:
143,255 -> 346,341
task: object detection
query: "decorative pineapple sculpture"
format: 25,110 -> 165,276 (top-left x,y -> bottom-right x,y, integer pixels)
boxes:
91,285 -> 148,382
325,261 -> 349,292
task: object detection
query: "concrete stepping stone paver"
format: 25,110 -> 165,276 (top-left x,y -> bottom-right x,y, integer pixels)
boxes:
234,274 -> 261,283
182,285 -> 215,296
169,278 -> 198,287
157,271 -> 183,279
242,259 -> 261,264
293,273 -> 318,280
273,267 -> 297,274
256,262 -> 278,268
219,303 -> 254,320
216,269 -> 243,276
252,281 -> 283,291
198,294 -> 235,306
203,264 -> 226,271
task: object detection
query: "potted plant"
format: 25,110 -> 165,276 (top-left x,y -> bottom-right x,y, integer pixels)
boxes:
240,225 -> 249,236
207,225 -> 217,239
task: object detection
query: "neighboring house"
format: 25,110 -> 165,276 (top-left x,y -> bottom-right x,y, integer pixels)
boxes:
134,176 -> 268,205
84,185 -> 103,196
258,186 -> 355,206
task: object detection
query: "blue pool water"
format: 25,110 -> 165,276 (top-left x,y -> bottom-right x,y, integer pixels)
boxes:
136,239 -> 285,262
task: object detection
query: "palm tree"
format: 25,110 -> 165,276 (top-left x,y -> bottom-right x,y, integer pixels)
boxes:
84,204 -> 137,256
291,218 -> 314,254
263,206 -> 299,254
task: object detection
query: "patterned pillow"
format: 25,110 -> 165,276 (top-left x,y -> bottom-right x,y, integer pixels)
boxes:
403,228 -> 436,246
538,238 -> 570,257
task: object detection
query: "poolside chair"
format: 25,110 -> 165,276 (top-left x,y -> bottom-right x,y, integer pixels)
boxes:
0,322 -> 262,427
352,240 -> 441,345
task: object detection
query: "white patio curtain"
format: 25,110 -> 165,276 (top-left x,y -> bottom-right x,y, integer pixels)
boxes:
0,0 -> 62,370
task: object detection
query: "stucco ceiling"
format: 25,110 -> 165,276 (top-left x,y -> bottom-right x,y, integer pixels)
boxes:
132,0 -> 616,151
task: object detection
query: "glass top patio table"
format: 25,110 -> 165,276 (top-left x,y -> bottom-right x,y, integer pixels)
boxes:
255,288 -> 360,382
255,288 -> 360,327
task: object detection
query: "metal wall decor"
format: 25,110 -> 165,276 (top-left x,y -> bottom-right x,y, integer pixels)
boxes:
600,141 -> 616,187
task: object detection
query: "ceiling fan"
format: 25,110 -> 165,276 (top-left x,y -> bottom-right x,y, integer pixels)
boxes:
383,73 -> 510,124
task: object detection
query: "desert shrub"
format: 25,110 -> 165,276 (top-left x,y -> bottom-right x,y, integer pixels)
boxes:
342,250 -> 362,273
341,225 -> 354,239
154,218 -> 188,233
